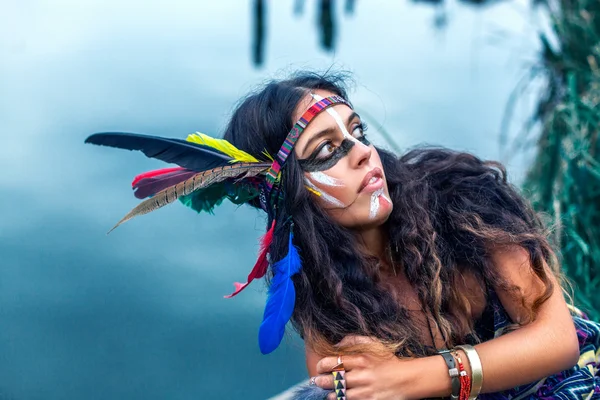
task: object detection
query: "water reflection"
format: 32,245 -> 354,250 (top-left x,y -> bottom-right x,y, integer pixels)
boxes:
411,0 -> 504,4
318,0 -> 336,52
251,0 -> 507,67
253,0 -> 266,66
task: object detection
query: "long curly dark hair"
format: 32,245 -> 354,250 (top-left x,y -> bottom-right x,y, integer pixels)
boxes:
223,71 -> 561,357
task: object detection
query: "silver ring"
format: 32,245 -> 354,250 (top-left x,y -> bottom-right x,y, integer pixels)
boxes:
309,376 -> 317,386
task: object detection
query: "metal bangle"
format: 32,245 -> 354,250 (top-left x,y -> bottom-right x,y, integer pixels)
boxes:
438,349 -> 460,400
455,345 -> 483,399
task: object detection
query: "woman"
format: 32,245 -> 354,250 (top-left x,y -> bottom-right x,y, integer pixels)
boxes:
86,72 -> 600,399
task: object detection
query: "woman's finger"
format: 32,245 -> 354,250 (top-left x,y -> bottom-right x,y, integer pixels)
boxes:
312,373 -> 334,389
316,354 -> 364,374
313,368 -> 360,390
316,356 -> 341,374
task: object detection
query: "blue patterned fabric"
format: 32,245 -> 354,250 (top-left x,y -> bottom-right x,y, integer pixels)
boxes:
479,294 -> 600,400
293,292 -> 600,399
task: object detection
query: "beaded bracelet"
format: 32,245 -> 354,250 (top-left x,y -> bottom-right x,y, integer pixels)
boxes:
438,349 -> 460,400
455,345 -> 483,399
453,350 -> 472,400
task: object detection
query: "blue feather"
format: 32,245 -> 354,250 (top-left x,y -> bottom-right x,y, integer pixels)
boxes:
258,232 -> 302,354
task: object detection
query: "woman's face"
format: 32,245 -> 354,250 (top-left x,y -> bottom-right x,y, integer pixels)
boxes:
293,89 -> 393,229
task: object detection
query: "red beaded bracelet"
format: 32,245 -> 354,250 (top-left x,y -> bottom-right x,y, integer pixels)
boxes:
453,350 -> 472,400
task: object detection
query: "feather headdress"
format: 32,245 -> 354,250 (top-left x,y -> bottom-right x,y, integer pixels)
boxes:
86,95 -> 350,354
85,131 -> 280,296
85,132 -> 270,229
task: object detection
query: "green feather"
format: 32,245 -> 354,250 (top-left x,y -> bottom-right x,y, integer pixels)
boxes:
179,183 -> 259,214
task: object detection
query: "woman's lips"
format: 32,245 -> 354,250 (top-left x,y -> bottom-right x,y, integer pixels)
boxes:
361,176 -> 384,193
359,167 -> 384,193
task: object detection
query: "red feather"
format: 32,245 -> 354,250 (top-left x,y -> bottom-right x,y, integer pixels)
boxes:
132,168 -> 198,199
131,167 -> 185,187
225,220 -> 276,298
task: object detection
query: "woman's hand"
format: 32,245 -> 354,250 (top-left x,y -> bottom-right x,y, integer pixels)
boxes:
311,336 -> 417,400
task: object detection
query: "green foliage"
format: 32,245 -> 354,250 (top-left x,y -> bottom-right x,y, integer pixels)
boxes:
523,0 -> 600,319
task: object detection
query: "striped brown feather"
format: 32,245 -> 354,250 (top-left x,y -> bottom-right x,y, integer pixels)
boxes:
107,163 -> 269,233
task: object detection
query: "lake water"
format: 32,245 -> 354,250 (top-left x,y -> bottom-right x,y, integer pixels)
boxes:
0,0 -> 541,398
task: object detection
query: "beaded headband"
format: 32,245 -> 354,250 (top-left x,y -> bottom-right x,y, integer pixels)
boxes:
264,95 -> 351,191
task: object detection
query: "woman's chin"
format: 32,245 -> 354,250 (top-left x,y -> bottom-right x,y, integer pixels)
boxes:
337,207 -> 394,230
364,210 -> 393,229
327,194 -> 394,229
363,195 -> 393,226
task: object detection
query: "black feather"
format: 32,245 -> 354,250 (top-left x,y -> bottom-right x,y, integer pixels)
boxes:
85,132 -> 233,171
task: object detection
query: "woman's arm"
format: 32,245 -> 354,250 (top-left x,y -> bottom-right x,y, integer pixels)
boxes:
310,246 -> 580,399
465,245 -> 579,392
401,246 -> 579,398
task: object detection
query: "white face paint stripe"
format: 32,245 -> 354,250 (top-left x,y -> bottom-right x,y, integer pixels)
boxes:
369,188 -> 384,220
308,171 -> 342,187
382,193 -> 392,204
310,93 -> 358,143
304,178 -> 345,208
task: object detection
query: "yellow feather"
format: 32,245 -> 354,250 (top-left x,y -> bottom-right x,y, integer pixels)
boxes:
186,132 -> 260,163
261,149 -> 274,161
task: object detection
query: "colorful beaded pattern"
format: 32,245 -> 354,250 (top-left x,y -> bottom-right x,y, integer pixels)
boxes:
264,95 -> 350,191
332,370 -> 346,400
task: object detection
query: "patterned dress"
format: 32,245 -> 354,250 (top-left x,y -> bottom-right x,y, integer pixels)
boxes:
291,291 -> 600,400
477,291 -> 600,400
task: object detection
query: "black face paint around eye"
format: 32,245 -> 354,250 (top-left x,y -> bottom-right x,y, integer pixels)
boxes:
298,139 -> 355,172
357,134 -> 370,146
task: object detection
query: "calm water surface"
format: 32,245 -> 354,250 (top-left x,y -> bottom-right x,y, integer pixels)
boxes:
0,1 -> 539,398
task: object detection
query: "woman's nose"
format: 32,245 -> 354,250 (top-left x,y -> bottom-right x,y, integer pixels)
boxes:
350,139 -> 372,168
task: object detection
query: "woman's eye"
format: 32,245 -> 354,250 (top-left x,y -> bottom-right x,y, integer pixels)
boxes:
352,122 -> 370,145
352,122 -> 368,139
316,142 -> 336,158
